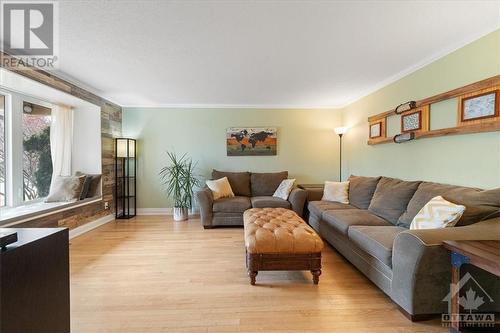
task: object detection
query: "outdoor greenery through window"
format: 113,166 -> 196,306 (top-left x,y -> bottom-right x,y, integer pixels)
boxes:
0,95 -> 5,206
22,102 -> 52,201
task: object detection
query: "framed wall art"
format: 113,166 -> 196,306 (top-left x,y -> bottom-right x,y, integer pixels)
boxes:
226,127 -> 277,156
460,90 -> 499,122
369,122 -> 382,138
367,76 -> 500,145
401,110 -> 421,132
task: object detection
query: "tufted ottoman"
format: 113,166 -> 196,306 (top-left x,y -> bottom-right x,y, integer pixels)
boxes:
243,207 -> 324,285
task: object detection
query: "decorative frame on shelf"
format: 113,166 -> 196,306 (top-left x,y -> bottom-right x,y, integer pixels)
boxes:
368,118 -> 386,143
401,110 -> 421,132
400,105 -> 429,133
458,87 -> 499,126
367,75 -> 500,145
369,121 -> 382,138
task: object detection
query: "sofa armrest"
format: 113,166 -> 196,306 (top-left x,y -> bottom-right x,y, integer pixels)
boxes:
391,218 -> 500,316
306,188 -> 324,202
195,188 -> 214,227
400,217 -> 500,246
288,188 -> 307,217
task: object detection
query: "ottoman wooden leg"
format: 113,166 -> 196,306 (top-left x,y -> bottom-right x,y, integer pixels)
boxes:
248,270 -> 258,285
311,269 -> 321,285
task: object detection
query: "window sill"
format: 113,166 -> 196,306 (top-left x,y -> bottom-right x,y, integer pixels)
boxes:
0,197 -> 103,227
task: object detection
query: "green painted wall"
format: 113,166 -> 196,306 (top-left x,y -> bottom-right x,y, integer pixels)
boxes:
123,108 -> 341,208
124,29 -> 500,209
340,29 -> 500,189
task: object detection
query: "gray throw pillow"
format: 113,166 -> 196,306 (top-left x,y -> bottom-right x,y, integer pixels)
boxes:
79,176 -> 93,200
45,175 -> 86,202
75,171 -> 102,197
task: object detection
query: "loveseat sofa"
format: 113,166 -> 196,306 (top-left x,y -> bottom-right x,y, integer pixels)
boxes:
196,170 -> 307,228
308,175 -> 500,320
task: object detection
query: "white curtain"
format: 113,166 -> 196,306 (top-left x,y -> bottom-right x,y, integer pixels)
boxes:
50,104 -> 73,182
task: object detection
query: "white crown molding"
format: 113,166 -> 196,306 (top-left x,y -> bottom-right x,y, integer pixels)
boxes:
122,103 -> 342,109
119,25 -> 500,111
334,24 -> 500,109
69,214 -> 114,239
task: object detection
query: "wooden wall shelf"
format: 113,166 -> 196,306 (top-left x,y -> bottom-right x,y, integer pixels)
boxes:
367,75 -> 500,145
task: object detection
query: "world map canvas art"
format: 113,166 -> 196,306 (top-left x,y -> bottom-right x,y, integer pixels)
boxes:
226,127 -> 277,156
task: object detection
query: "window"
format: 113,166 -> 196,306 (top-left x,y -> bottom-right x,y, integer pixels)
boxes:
0,95 -> 5,207
0,91 -> 55,209
22,102 -> 52,201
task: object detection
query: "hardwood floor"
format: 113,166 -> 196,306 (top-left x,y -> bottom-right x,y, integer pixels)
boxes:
70,216 -> 447,333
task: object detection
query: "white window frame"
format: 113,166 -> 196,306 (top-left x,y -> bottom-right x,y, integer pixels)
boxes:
0,87 -> 54,209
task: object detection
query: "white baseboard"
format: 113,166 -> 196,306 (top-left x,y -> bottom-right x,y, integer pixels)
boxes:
69,214 -> 114,239
137,208 -> 172,215
137,208 -> 199,216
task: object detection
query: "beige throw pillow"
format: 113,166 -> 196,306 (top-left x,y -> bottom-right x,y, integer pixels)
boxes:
206,177 -> 234,200
322,181 -> 350,204
273,179 -> 296,200
410,196 -> 466,230
45,175 -> 86,202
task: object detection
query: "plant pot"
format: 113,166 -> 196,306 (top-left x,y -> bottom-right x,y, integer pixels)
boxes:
173,207 -> 188,221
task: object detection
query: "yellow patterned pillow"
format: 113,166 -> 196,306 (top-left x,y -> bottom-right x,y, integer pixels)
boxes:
410,196 -> 466,230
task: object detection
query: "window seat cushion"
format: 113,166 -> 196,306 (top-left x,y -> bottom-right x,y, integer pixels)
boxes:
0,197 -> 101,226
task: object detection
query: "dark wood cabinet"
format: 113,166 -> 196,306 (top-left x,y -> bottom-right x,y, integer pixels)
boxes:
0,228 -> 70,333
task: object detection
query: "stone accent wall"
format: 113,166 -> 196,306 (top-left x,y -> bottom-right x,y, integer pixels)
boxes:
1,52 -> 122,229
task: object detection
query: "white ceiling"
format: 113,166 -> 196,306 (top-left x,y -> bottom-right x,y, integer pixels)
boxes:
54,0 -> 500,108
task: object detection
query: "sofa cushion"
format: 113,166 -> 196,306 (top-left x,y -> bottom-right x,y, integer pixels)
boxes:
251,196 -> 291,209
397,182 -> 460,227
250,171 -> 288,196
398,182 -> 500,227
368,177 -> 421,224
308,201 -> 356,217
443,187 -> 500,226
322,209 -> 392,236
212,170 -> 251,197
348,226 -> 406,267
213,196 -> 252,213
348,175 -> 381,209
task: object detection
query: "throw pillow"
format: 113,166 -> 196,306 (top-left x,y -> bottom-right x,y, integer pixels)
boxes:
79,175 -> 92,200
206,177 -> 235,200
45,175 -> 86,202
75,171 -> 102,197
322,181 -> 349,204
410,196 -> 466,230
273,179 -> 296,200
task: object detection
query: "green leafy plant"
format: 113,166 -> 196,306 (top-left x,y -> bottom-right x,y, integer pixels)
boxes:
159,152 -> 201,208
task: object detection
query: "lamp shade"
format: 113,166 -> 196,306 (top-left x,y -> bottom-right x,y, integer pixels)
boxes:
116,138 -> 136,158
334,127 -> 348,135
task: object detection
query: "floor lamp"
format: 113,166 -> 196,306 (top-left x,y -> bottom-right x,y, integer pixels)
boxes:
334,127 -> 348,181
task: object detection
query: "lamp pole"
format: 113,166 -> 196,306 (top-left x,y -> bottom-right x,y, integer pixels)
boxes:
334,127 -> 347,181
338,133 -> 343,181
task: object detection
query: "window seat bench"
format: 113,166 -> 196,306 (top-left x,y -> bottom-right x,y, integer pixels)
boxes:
0,197 -> 102,227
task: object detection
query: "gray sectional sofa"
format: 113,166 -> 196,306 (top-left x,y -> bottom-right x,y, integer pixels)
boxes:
196,170 -> 307,228
307,175 -> 500,320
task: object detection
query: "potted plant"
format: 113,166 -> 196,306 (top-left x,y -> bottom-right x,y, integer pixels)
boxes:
159,152 -> 201,221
